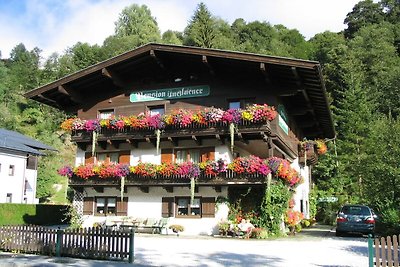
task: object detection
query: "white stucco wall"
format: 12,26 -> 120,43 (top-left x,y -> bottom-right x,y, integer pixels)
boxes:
25,169 -> 38,204
131,147 -> 160,164
291,158 -> 311,219
0,152 -> 27,203
81,185 -> 229,236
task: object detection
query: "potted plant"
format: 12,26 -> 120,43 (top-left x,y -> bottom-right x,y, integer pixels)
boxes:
218,221 -> 230,236
169,224 -> 184,236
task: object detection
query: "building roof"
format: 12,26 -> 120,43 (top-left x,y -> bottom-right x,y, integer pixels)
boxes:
24,43 -> 335,138
0,128 -> 56,156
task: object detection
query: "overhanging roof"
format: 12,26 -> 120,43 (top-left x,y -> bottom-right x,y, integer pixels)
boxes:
24,43 -> 335,138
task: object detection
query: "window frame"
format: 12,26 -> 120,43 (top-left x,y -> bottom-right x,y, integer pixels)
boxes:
6,193 -> 12,203
9,165 -> 15,176
85,151 -> 130,165
147,104 -> 165,116
175,197 -> 202,218
97,109 -> 115,120
175,148 -> 201,164
227,98 -> 255,109
95,197 -> 117,216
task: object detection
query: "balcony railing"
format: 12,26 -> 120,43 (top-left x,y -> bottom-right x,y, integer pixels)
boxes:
71,120 -> 271,141
69,170 -> 267,187
298,146 -> 318,165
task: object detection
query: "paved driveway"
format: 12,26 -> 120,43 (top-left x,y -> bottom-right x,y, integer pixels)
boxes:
0,225 -> 369,267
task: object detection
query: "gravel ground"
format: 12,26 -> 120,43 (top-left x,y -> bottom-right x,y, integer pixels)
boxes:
0,225 -> 369,267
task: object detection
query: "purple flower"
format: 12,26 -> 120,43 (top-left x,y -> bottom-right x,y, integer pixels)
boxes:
58,166 -> 73,177
116,164 -> 130,177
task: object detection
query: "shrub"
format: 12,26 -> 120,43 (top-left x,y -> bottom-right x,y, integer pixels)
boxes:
301,219 -> 311,228
218,221 -> 230,236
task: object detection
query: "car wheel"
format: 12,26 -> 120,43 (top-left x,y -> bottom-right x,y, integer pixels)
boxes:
336,230 -> 343,237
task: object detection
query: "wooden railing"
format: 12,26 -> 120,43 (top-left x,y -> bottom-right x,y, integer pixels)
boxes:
71,120 -> 271,141
298,146 -> 318,166
0,225 -> 134,262
69,170 -> 267,186
369,234 -> 400,267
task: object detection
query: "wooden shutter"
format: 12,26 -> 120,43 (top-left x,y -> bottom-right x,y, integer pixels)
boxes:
161,197 -> 174,218
202,197 -> 216,218
119,151 -> 131,164
201,147 -> 215,162
161,149 -> 174,164
83,197 -> 94,215
116,197 -> 128,216
85,153 -> 94,164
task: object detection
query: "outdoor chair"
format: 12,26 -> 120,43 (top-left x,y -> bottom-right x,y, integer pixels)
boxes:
153,218 -> 169,234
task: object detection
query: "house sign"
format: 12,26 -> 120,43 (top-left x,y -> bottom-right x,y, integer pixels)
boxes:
318,196 -> 338,203
278,104 -> 289,135
130,85 -> 210,102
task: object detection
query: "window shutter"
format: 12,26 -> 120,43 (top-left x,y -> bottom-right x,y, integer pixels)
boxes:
116,197 -> 128,216
85,153 -> 94,164
161,197 -> 174,218
201,147 -> 215,162
161,149 -> 174,164
119,151 -> 131,164
83,197 -> 94,215
201,197 -> 215,218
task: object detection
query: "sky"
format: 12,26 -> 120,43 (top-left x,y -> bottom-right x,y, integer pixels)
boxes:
0,0 -> 361,59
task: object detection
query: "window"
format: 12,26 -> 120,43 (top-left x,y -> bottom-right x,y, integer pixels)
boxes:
85,151 -> 130,165
176,197 -> 201,217
26,155 -> 37,170
176,149 -> 200,163
97,152 -> 119,164
148,105 -> 165,116
229,101 -> 241,109
96,197 -> 116,215
9,165 -> 15,176
161,148 -> 214,164
98,109 -> 114,119
6,193 -> 12,203
228,98 -> 255,109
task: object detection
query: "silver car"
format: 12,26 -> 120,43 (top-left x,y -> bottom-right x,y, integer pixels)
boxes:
336,204 -> 376,236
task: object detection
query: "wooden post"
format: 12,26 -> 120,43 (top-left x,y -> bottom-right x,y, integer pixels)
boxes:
368,234 -> 374,267
128,228 -> 135,263
56,229 -> 63,257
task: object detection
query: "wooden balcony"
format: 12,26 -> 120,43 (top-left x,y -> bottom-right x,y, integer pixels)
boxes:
71,120 -> 272,146
298,145 -> 318,166
69,170 -> 267,189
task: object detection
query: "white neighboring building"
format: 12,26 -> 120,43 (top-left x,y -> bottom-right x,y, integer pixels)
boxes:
0,129 -> 55,204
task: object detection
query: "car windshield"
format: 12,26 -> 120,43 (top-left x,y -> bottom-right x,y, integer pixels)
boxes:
342,206 -> 370,216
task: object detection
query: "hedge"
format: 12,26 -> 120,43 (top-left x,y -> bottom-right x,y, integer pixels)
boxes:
0,204 -> 70,226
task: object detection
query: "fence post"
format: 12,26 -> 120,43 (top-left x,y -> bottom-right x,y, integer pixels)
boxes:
56,229 -> 64,257
128,228 -> 135,264
368,234 -> 374,267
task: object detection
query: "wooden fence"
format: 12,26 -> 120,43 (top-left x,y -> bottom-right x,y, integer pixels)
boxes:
369,234 -> 400,267
0,225 -> 134,262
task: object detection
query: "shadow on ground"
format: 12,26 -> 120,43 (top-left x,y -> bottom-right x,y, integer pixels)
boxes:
135,247 -> 284,267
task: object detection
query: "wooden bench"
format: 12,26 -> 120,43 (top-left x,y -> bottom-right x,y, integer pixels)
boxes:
121,218 -> 169,234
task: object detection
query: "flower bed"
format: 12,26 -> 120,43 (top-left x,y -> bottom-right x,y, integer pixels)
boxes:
60,104 -> 277,132
59,156 -> 302,187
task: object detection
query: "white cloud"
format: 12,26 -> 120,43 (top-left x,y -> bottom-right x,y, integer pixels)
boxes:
0,0 -> 360,59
